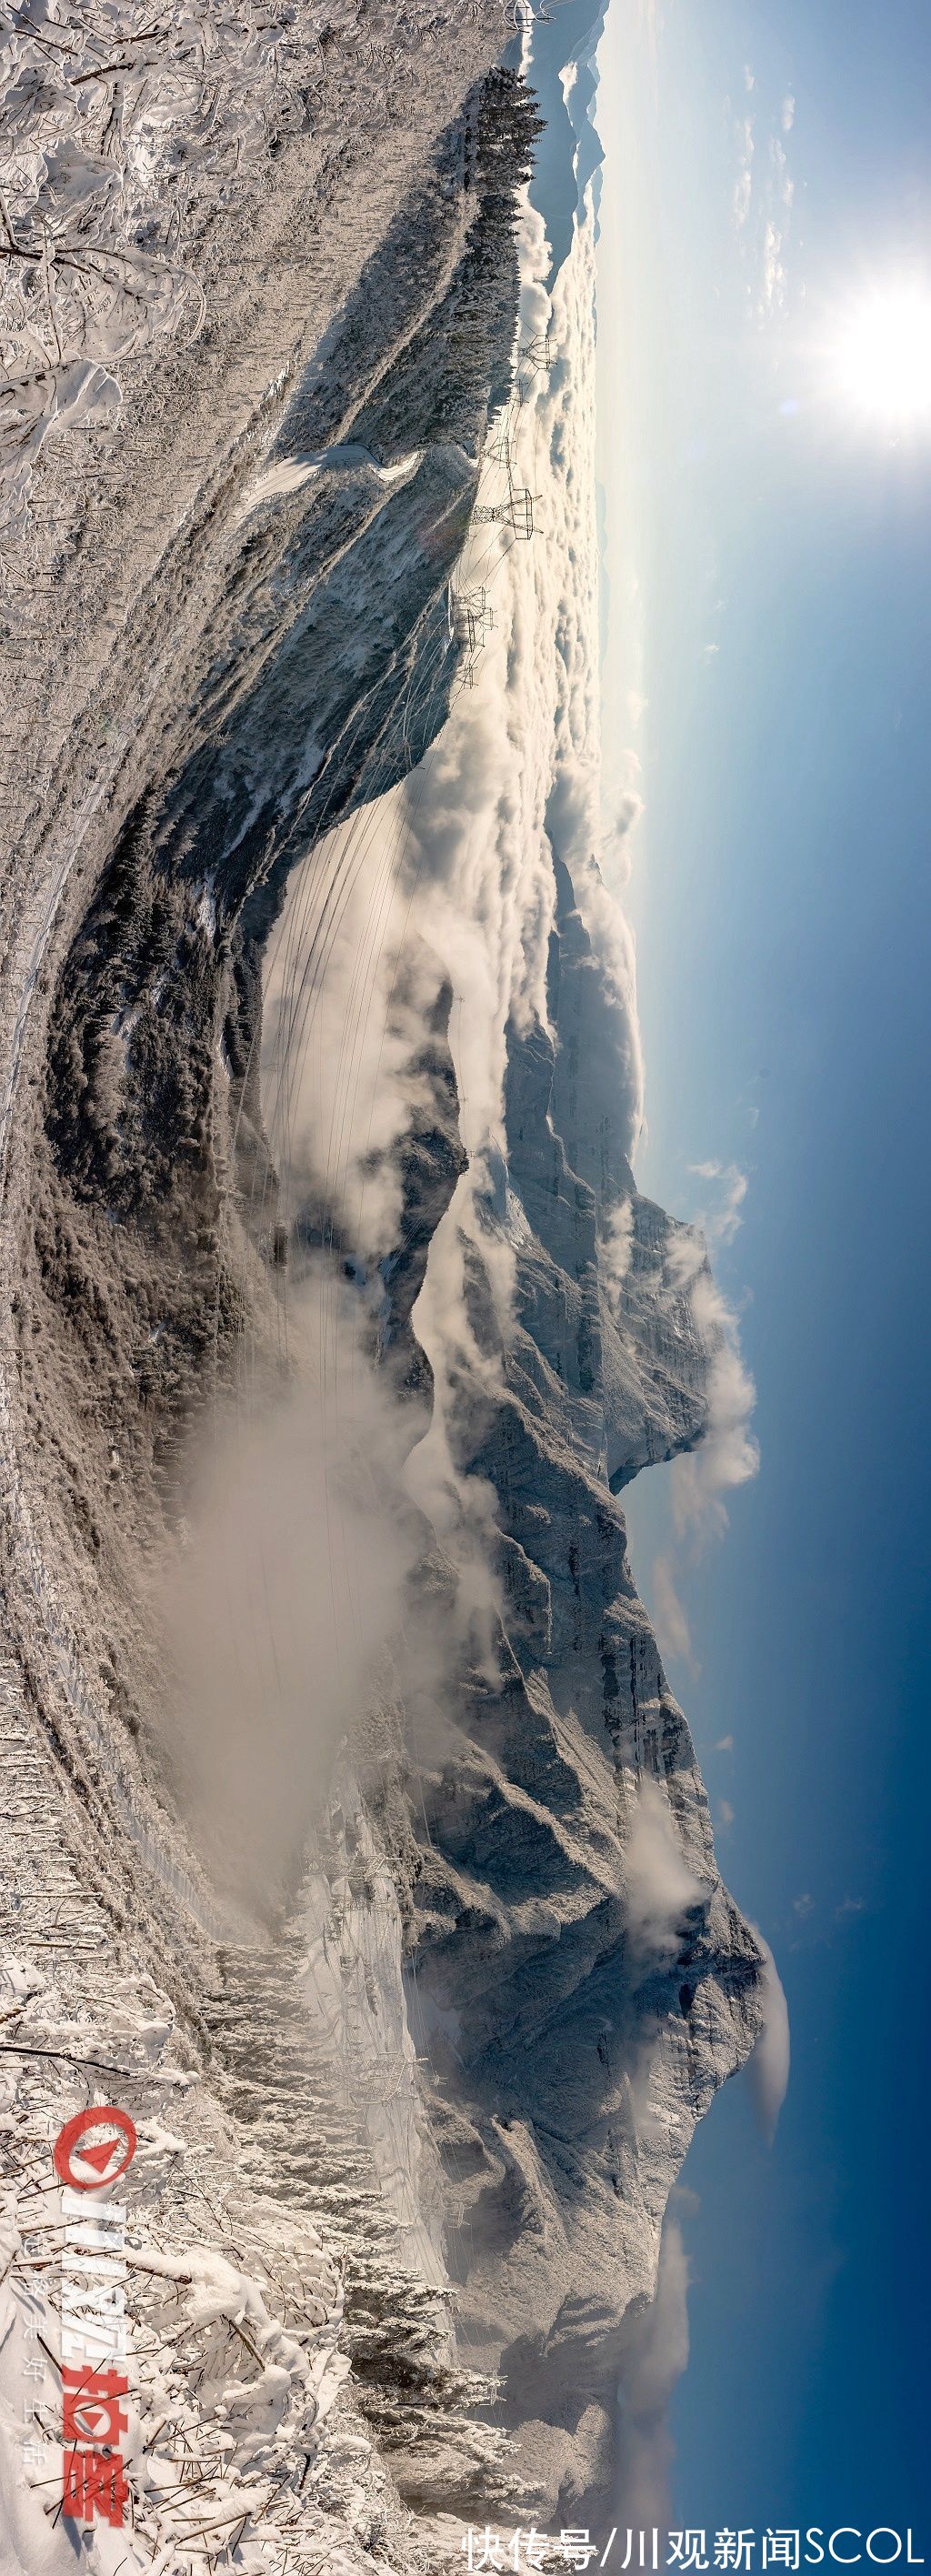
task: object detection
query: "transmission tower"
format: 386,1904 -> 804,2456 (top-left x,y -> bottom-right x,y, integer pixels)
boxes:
474,487 -> 536,539
518,328 -> 554,370
450,584 -> 496,652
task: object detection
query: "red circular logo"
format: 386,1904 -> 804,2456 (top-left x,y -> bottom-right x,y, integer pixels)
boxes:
53,2106 -> 138,2191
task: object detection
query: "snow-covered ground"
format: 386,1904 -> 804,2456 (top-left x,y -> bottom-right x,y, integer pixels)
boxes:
0,1659 -> 397,2576
0,2 -> 518,2565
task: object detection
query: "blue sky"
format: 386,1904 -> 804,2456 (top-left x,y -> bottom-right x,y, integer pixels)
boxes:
593,0 -> 931,2541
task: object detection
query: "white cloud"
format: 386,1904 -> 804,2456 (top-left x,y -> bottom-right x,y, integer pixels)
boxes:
733,168 -> 753,230
159,1273 -> 430,1905
732,113 -> 756,231
761,217 -> 786,316
757,141 -> 795,317
793,1891 -> 814,1920
626,1779 -> 711,1966
615,2218 -> 690,2525
730,96 -> 795,319
671,1271 -> 759,1543
687,1158 -> 748,1247
714,1732 -> 734,1752
652,1553 -> 695,1672
772,136 -> 795,213
604,777 -> 646,886
717,1798 -> 735,1829
264,863 -> 455,1259
604,1195 -> 635,1289
745,1930 -> 790,2139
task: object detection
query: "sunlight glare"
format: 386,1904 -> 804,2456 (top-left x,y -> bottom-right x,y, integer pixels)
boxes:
835,286 -> 931,426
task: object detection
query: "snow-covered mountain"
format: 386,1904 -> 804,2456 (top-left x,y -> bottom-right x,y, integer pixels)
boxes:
307,847 -> 766,2531
0,7 -> 776,2568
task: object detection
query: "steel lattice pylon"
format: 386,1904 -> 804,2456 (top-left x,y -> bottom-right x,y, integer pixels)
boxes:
473,487 -> 535,538
518,327 -> 554,369
449,584 -> 496,651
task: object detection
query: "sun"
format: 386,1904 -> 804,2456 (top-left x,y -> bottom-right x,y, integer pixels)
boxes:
835,285 -> 931,425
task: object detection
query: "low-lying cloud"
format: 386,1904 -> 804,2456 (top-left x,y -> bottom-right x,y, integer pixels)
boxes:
616,2218 -> 691,2528
672,1271 -> 759,1543
746,1929 -> 790,2140
626,1779 -> 711,1966
688,1158 -> 749,1248
651,1553 -> 696,1673
158,1269 -> 427,1909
